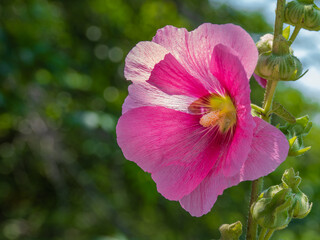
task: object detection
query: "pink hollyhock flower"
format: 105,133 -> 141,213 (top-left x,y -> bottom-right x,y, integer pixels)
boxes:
117,23 -> 289,217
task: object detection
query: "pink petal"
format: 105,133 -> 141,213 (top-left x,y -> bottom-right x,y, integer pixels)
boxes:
152,24 -> 258,87
122,83 -> 196,114
240,117 -> 289,181
253,73 -> 267,88
124,41 -> 169,82
148,53 -> 209,98
116,106 -> 225,201
210,44 -> 255,177
179,170 -> 241,217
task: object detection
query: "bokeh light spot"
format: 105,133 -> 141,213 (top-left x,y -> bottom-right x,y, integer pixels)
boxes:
83,112 -> 100,129
94,44 -> 109,60
100,114 -> 115,132
103,87 -> 119,102
86,26 -> 102,41
35,69 -> 52,84
108,47 -> 123,62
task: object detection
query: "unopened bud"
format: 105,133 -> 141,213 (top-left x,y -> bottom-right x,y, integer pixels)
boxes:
281,168 -> 312,219
255,52 -> 303,81
256,34 -> 274,54
285,0 -> 320,31
292,191 -> 312,218
219,221 -> 242,240
251,188 -> 294,230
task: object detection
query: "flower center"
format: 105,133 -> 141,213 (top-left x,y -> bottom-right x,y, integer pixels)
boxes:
189,95 -> 237,134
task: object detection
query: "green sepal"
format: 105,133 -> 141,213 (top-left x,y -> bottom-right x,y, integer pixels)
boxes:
281,168 -> 301,190
293,69 -> 309,80
288,136 -> 298,146
289,146 -> 312,156
271,102 -> 296,124
283,25 -> 291,39
279,115 -> 312,156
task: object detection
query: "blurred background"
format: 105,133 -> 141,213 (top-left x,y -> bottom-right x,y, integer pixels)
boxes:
0,0 -> 319,239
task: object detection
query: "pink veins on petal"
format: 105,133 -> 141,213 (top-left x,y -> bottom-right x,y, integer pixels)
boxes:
116,23 -> 289,217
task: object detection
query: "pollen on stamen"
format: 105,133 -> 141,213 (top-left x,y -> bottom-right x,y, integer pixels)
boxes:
198,94 -> 237,134
199,111 -> 221,128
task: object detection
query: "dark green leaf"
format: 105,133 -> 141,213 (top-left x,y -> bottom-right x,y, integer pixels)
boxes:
272,102 -> 296,124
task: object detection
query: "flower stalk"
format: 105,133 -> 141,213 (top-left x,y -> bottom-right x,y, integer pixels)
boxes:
258,228 -> 268,240
288,26 -> 301,45
262,80 -> 278,120
264,229 -> 275,240
246,0 -> 286,239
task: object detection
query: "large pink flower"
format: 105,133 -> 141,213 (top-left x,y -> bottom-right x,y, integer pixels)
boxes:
117,23 -> 289,217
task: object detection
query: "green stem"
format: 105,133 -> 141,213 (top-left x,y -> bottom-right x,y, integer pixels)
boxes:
288,26 -> 301,45
251,104 -> 265,114
272,0 -> 286,55
262,80 -> 278,120
246,178 -> 264,240
246,1 -> 285,239
264,229 -> 275,240
258,228 -> 268,240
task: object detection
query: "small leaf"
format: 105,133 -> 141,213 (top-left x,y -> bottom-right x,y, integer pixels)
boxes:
288,136 -> 298,147
280,115 -> 312,157
271,102 -> 296,124
289,146 -> 312,157
283,26 -> 291,40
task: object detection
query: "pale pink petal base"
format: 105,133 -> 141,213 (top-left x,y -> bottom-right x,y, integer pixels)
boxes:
122,83 -> 196,114
124,41 -> 169,82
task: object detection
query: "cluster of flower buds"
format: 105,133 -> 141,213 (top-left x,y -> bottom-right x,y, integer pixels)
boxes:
251,168 -> 312,230
285,0 -> 320,31
254,34 -> 303,82
219,221 -> 242,240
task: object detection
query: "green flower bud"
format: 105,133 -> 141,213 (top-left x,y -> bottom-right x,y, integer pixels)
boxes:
251,188 -> 294,230
256,34 -> 293,55
219,221 -> 242,240
255,51 -> 303,81
284,0 -> 320,31
281,168 -> 312,219
292,191 -> 313,218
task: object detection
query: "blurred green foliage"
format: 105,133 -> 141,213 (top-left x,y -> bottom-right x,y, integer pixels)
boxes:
0,0 -> 319,239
